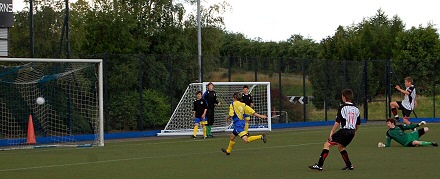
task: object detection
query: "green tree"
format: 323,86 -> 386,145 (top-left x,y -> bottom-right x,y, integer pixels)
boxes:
70,0 -> 91,54
10,2 -> 64,58
311,9 -> 406,108
109,89 -> 170,131
393,24 -> 440,94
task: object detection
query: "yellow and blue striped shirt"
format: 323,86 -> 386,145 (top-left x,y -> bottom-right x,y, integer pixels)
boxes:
229,101 -> 255,123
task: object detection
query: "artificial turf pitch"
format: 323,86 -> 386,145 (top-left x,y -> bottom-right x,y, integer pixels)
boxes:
0,122 -> 439,178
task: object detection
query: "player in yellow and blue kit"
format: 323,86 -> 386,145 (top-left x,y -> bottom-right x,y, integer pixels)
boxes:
221,92 -> 267,155
193,91 -> 208,139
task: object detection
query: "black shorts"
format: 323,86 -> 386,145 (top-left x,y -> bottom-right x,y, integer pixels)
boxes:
417,128 -> 425,138
396,101 -> 412,117
330,129 -> 356,147
206,109 -> 215,126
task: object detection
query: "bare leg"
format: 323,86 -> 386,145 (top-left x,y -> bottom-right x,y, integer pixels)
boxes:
403,117 -> 411,125
390,101 -> 400,119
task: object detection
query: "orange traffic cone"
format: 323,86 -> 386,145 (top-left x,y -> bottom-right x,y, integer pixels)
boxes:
273,107 -> 276,116
27,114 -> 37,144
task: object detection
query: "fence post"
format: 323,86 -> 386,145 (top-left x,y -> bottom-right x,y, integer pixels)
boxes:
386,59 -> 391,119
364,59 -> 368,121
228,56 -> 232,82
169,55 -> 174,119
303,58 -> 307,122
255,57 -> 258,82
344,59 -> 347,88
279,57 -> 283,122
104,53 -> 109,133
325,59 -> 328,121
139,54 -> 144,131
434,61 -> 437,118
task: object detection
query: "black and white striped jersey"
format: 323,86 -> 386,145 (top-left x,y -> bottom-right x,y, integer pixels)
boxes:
336,102 -> 361,130
402,85 -> 416,110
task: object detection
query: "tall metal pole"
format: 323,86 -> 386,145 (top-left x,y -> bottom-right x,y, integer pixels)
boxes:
59,16 -> 66,58
228,57 -> 232,82
386,60 -> 391,119
434,62 -> 437,118
279,58 -> 283,122
139,55 -> 144,130
197,0 -> 202,82
364,60 -> 369,121
65,0 -> 71,58
30,0 -> 34,57
325,59 -> 328,121
254,57 -> 258,82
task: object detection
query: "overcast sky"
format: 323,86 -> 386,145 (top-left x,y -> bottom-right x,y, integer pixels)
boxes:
12,0 -> 439,42
207,0 -> 439,42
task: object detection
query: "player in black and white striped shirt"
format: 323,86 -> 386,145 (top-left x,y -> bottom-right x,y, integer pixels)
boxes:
309,89 -> 360,171
390,77 -> 417,125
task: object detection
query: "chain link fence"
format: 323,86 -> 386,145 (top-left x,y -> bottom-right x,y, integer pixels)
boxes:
74,54 -> 439,131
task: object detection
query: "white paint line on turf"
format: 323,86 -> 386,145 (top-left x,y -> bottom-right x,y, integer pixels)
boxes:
0,142 -> 322,172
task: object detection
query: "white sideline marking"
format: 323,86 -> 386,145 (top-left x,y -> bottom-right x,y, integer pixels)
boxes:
0,142 -> 321,172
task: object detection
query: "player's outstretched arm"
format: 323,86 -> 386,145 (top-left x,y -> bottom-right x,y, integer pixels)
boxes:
253,112 -> 267,119
385,136 -> 392,147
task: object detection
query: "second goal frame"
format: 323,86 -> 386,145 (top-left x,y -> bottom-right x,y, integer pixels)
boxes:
158,82 -> 272,136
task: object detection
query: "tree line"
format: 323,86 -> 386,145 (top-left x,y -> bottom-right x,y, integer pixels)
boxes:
8,1 -> 440,130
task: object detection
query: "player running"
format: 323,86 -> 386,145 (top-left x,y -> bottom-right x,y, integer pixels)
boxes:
221,92 -> 267,155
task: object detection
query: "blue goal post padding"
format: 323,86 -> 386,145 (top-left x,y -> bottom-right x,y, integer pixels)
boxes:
1,118 -> 439,147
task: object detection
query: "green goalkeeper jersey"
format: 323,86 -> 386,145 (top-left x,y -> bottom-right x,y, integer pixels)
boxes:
385,124 -> 419,147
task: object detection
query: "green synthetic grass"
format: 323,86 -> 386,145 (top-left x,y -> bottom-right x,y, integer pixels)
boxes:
1,123 -> 439,178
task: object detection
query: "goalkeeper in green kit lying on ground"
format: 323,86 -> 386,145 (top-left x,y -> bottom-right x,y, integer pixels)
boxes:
378,118 -> 438,147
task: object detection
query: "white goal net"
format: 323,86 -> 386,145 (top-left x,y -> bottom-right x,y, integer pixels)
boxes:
0,58 -> 104,150
158,82 -> 271,136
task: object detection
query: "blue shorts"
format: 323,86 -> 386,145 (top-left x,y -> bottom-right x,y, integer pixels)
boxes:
244,114 -> 250,121
195,118 -> 207,125
232,120 -> 247,137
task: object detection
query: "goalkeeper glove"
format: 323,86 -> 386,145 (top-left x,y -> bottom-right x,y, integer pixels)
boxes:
418,121 -> 426,126
377,142 -> 386,148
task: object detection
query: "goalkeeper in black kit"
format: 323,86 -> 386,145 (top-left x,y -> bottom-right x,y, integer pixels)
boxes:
203,82 -> 220,138
378,118 -> 438,147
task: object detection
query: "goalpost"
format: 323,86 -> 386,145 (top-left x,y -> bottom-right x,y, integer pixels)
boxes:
158,82 -> 271,136
0,58 -> 104,150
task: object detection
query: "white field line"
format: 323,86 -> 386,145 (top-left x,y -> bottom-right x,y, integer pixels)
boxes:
0,142 -> 321,172
1,124 -> 433,172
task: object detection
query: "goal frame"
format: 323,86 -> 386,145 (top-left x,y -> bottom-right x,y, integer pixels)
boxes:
158,81 -> 271,136
0,58 -> 104,147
